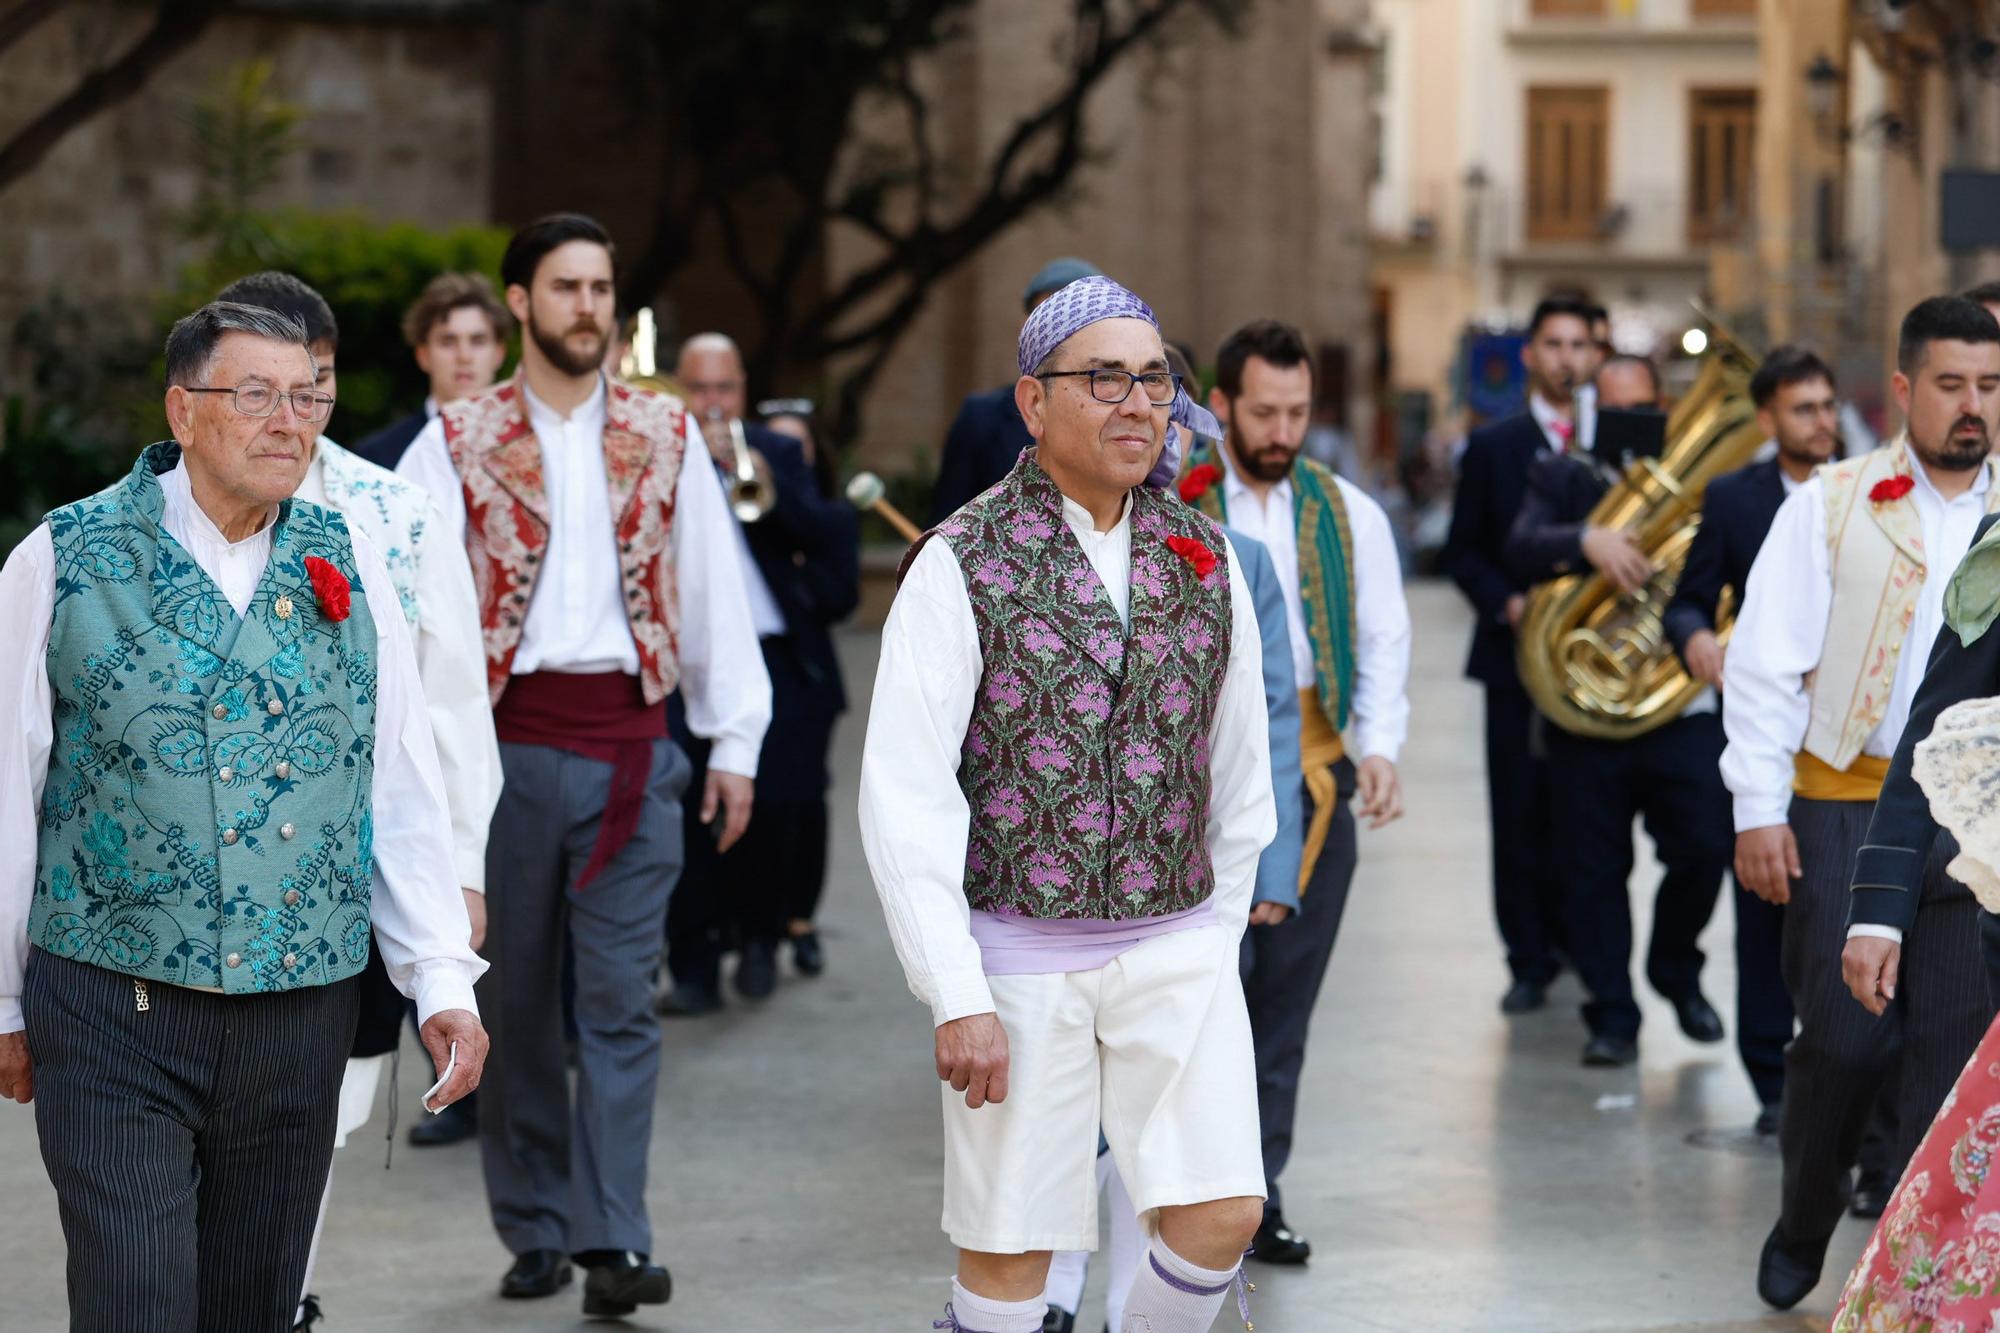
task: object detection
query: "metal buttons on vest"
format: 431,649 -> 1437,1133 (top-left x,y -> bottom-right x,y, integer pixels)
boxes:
283,889 -> 301,906
225,953 -> 241,968
217,766 -> 233,783
274,595 -> 293,620
275,761 -> 291,779
267,698 -> 285,717
221,828 -> 238,845
279,823 -> 296,840
212,703 -> 228,720
282,952 -> 297,969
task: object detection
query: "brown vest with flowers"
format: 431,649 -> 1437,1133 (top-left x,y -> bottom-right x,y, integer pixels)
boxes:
439,374 -> 688,705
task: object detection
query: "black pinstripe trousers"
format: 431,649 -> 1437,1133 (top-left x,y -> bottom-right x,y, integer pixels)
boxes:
1777,797 -> 1992,1245
22,947 -> 360,1333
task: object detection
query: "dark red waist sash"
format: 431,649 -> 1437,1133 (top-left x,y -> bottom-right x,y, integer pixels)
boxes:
495,671 -> 666,890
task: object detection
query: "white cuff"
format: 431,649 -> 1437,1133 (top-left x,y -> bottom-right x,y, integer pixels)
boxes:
1355,738 -> 1401,765
928,969 -> 997,1028
410,963 -> 481,1029
704,739 -> 761,780
1846,924 -> 1904,945
1733,796 -> 1791,833
454,851 -> 487,895
0,996 -> 19,1035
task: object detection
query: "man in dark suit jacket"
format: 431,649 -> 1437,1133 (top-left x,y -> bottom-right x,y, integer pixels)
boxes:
1663,346 -> 1841,1131
1442,295 -> 1598,1015
928,258 -> 1101,523
355,272 -> 510,469
660,335 -> 861,1011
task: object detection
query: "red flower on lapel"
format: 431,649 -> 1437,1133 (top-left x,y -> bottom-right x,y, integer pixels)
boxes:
304,556 -> 352,623
1870,475 -> 1915,505
1177,463 -> 1223,503
1165,534 -> 1219,579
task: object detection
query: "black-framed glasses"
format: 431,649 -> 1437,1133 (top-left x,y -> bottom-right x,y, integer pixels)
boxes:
1038,368 -> 1180,407
184,384 -> 335,423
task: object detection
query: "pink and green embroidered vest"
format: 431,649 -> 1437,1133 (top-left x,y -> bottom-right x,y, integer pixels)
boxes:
910,450 -> 1234,920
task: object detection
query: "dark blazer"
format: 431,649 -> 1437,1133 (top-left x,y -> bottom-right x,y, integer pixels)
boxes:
1850,511 -> 2000,932
930,385 -> 1033,524
1502,450 -> 1614,586
1442,413 -> 1554,685
1662,456 -> 1789,662
350,410 -> 430,472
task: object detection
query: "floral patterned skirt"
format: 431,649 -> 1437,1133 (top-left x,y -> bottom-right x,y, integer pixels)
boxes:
1833,1013 -> 2000,1331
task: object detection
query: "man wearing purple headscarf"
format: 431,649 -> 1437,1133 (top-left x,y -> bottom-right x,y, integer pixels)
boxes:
860,277 -> 1274,1333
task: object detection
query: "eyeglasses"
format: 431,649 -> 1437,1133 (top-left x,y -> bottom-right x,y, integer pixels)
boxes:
184,384 -> 335,423
1038,368 -> 1180,407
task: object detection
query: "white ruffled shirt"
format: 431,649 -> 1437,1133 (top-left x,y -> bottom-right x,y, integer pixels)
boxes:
0,463 -> 487,1033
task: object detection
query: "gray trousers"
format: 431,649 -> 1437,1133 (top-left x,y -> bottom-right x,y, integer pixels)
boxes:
478,738 -> 689,1257
1239,761 -> 1358,1220
23,948 -> 359,1333
1778,796 -> 1993,1245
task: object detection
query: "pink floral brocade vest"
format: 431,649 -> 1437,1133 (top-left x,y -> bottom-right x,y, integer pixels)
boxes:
906,450 -> 1233,920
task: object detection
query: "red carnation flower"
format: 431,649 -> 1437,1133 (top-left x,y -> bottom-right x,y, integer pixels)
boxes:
304,556 -> 352,623
1870,475 -> 1915,504
1165,534 -> 1219,580
1177,463 -> 1223,503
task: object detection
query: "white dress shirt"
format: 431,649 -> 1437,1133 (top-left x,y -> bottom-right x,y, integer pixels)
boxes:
858,496 -> 1277,1027
0,463 -> 487,1034
1216,450 -> 1413,763
1531,391 -> 1588,454
398,377 -> 772,777
1722,456 -> 1994,834
299,441 -> 502,891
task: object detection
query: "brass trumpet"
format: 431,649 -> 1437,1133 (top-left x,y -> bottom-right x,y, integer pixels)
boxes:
845,471 -> 923,543
707,408 -> 775,523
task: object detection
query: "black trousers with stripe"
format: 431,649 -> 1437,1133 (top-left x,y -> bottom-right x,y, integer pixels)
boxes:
23,948 -> 359,1333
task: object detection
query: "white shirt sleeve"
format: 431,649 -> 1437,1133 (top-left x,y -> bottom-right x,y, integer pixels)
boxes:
395,418 -> 466,549
1206,541 -> 1279,935
672,424 -> 773,777
857,538 -> 994,1027
1721,477 -> 1832,831
0,527 -> 56,1035
1338,479 -> 1413,763
410,498 -> 502,892
350,526 -> 490,1025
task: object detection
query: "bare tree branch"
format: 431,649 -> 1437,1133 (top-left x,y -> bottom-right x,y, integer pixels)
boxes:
0,0 -> 229,196
0,0 -> 69,60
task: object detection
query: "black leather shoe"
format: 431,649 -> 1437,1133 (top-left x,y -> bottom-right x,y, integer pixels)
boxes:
500,1249 -> 572,1299
1249,1211 -> 1311,1265
292,1294 -> 324,1330
1851,1171 -> 1893,1219
1756,1224 -> 1826,1310
1754,1104 -> 1781,1137
1500,980 -> 1546,1014
408,1094 -> 476,1146
1581,1034 -> 1638,1067
791,930 -> 825,977
655,982 -> 722,1017
578,1250 -> 672,1317
1672,993 -> 1726,1044
736,941 -> 778,999
1043,1307 -> 1077,1333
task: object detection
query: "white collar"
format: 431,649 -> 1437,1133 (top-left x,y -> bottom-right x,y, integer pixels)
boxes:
1059,491 -> 1132,538
523,373 -> 607,433
423,395 -> 440,419
159,461 -> 275,551
1908,445 -> 1993,504
1218,439 -> 1291,505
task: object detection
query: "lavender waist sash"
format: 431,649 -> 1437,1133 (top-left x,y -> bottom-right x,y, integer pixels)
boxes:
968,900 -> 1216,976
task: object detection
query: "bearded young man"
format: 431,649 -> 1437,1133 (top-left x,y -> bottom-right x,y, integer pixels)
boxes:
1723,296 -> 2000,1310
397,213 -> 771,1318
861,277 -> 1274,1333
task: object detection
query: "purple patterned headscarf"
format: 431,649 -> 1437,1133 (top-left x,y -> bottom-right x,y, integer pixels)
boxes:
1018,276 -> 1221,489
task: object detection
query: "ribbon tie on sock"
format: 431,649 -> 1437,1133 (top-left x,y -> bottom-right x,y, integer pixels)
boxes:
1143,1250 -> 1257,1331
932,1304 -> 991,1333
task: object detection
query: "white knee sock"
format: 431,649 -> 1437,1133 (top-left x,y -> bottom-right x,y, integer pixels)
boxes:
945,1278 -> 1049,1333
1042,1246 -> 1090,1314
1101,1158 -> 1143,1330
1120,1238 -> 1247,1333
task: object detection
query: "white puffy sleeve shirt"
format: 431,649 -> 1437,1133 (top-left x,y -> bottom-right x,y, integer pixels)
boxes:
0,466 -> 488,1034
858,498 -> 1276,1026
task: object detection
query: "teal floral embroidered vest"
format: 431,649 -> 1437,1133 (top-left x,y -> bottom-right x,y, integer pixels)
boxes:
30,443 -> 381,994
919,450 -> 1233,920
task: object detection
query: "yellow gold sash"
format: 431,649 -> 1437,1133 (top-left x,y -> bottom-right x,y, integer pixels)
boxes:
1792,751 -> 1890,803
1298,687 -> 1347,895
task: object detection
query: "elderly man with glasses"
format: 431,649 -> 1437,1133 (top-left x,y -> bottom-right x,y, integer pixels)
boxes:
0,300 -> 487,1332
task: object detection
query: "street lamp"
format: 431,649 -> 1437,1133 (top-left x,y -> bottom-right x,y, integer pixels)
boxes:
1805,52 -> 1842,140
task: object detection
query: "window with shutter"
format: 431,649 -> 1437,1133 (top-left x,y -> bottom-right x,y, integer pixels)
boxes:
1526,86 -> 1610,243
1688,88 -> 1757,243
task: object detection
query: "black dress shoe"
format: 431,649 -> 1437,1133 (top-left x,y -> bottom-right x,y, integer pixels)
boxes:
1851,1170 -> 1893,1219
1672,994 -> 1726,1044
1581,1034 -> 1638,1067
1043,1307 -> 1077,1333
1249,1211 -> 1311,1264
292,1294 -> 324,1330
1756,1224 -> 1826,1310
1754,1104 -> 1781,1137
1500,980 -> 1546,1015
791,930 -> 825,977
736,941 -> 778,999
578,1250 -> 672,1317
655,982 -> 722,1017
408,1094 -> 476,1146
500,1249 -> 573,1299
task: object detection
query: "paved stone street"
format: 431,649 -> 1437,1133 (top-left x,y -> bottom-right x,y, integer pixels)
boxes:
0,581 -> 1867,1330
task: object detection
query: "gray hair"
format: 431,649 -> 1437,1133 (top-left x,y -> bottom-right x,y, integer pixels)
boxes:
163,301 -> 312,389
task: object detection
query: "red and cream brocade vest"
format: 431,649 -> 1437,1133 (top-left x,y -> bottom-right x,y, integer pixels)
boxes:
439,375 -> 688,706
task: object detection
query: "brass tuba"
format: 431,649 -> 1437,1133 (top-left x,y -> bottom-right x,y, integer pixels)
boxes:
1516,322 -> 1764,740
